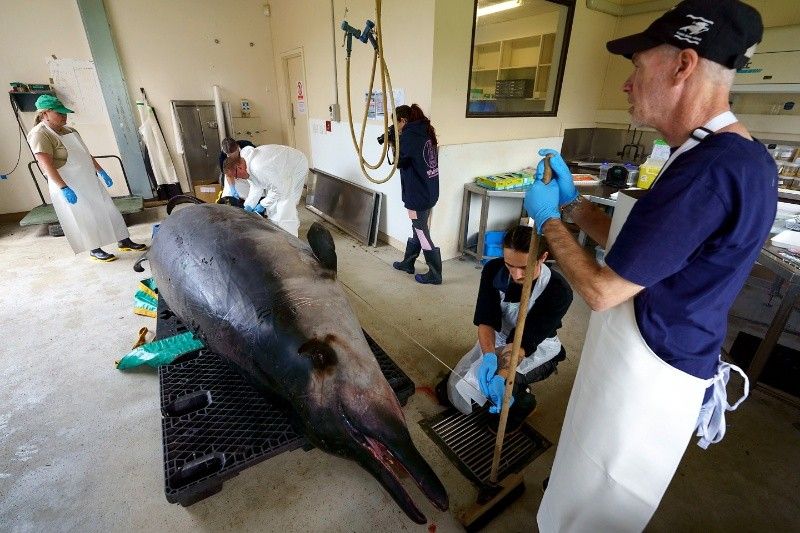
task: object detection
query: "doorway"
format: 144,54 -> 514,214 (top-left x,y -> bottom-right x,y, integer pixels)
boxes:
282,50 -> 311,159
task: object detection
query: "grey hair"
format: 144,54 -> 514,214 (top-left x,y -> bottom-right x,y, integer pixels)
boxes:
698,58 -> 735,88
656,44 -> 735,88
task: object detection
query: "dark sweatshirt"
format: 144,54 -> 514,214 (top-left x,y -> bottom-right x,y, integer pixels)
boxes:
397,120 -> 439,211
474,258 -> 573,357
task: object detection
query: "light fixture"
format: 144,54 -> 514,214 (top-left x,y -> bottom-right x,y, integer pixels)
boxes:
477,0 -> 521,17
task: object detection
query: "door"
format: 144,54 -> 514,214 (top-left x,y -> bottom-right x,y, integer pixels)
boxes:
284,53 -> 311,159
173,101 -> 223,187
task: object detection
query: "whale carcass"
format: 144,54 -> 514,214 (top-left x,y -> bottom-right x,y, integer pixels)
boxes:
145,204 -> 448,523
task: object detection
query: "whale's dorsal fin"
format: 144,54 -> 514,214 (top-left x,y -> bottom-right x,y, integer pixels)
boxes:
307,222 -> 337,273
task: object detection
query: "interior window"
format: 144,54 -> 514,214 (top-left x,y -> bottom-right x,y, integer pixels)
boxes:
467,0 -> 575,117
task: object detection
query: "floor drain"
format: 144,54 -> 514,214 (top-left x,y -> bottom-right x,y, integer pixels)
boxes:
419,407 -> 550,486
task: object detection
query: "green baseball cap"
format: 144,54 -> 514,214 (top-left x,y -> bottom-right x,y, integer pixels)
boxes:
35,94 -> 74,114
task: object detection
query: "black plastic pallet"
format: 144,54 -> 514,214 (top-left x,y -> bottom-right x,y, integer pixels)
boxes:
156,298 -> 415,506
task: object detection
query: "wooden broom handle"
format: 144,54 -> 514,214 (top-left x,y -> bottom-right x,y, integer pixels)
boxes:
489,154 -> 552,483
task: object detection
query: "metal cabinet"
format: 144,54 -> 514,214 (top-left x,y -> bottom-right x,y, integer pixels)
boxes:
172,100 -> 222,188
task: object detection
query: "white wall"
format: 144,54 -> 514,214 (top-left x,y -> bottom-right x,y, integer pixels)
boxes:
268,0 -> 435,246
0,1 -> 121,215
104,0 -> 283,191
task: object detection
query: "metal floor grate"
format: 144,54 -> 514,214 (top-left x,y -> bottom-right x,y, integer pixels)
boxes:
156,297 -> 415,506
419,408 -> 550,486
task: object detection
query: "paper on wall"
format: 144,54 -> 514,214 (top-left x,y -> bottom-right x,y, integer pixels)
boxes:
47,58 -> 108,125
364,88 -> 405,118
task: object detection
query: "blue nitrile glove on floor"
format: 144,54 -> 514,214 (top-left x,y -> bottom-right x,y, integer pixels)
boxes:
524,177 -> 560,234
61,186 -> 78,204
254,204 -> 266,215
487,375 -> 514,414
478,353 -> 498,396
537,149 -> 578,206
98,169 -> 113,187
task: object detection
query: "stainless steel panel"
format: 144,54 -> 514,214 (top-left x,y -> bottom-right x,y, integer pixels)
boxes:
562,127 -> 660,165
175,105 -> 206,187
173,100 -> 222,187
198,106 -> 222,182
306,169 -> 380,246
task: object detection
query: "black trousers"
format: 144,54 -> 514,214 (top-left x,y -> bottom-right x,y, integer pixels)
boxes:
409,209 -> 435,251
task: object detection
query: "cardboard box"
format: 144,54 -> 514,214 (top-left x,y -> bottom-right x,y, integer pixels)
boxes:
194,184 -> 221,204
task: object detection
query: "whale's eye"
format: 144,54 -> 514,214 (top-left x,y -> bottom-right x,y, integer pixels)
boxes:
298,338 -> 338,371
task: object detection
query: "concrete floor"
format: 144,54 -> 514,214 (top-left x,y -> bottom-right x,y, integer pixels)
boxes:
1,205 -> 799,532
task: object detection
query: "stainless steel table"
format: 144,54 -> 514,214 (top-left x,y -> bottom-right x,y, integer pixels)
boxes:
458,182 -> 623,261
747,245 -> 800,406
458,183 -> 527,262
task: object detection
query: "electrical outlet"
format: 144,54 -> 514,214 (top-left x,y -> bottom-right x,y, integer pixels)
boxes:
329,103 -> 340,122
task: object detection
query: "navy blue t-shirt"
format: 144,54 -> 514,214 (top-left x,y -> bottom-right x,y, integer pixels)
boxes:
398,120 -> 439,211
605,133 -> 777,381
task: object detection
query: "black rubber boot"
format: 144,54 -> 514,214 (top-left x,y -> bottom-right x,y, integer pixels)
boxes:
414,248 -> 442,285
118,238 -> 148,251
393,238 -> 421,274
90,248 -> 117,262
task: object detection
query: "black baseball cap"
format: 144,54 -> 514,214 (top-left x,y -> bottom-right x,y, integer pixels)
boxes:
606,0 -> 763,69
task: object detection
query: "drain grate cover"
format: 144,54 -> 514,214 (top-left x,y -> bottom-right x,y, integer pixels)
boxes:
156,298 -> 415,506
419,408 -> 551,486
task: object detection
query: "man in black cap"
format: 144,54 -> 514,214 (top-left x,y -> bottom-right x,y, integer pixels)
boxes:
522,0 -> 777,530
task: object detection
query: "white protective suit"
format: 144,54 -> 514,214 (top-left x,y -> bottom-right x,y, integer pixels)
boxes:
240,145 -> 309,237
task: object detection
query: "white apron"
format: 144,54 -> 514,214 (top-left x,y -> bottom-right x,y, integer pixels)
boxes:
46,127 -> 128,254
448,264 -> 562,414
538,112 -> 749,532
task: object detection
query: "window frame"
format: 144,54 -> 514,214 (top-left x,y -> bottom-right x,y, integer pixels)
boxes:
465,0 -> 576,118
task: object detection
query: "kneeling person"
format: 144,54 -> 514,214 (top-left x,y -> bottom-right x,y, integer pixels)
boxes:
448,225 -> 573,431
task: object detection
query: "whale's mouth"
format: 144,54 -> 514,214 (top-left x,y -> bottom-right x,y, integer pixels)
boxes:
340,409 -> 448,524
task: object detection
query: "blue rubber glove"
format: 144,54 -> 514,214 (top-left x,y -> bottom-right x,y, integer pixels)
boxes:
229,186 -> 240,199
244,205 -> 255,213
537,149 -> 578,206
478,353 -> 498,397
61,186 -> 78,204
97,169 -> 113,187
254,204 -> 266,215
487,375 -> 514,414
524,177 -> 560,234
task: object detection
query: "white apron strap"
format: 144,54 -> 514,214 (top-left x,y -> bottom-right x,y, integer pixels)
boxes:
695,361 -> 750,449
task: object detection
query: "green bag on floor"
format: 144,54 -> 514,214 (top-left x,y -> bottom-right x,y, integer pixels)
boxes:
134,278 -> 158,318
116,331 -> 204,370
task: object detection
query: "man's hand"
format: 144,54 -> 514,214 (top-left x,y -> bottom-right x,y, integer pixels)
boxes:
487,375 -> 514,414
524,177 -> 560,234
537,149 -> 578,206
478,353 -> 498,396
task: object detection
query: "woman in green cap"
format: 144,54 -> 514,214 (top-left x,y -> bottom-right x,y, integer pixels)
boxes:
27,94 -> 146,262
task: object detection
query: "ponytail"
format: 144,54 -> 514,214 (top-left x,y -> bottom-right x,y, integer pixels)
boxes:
395,103 -> 438,148
34,110 -> 47,125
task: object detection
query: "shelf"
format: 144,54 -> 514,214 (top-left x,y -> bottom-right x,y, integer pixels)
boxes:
472,68 -> 499,72
500,66 -> 536,70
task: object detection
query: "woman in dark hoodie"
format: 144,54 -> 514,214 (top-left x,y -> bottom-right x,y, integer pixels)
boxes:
391,104 -> 442,284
